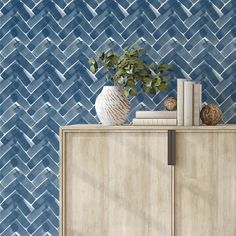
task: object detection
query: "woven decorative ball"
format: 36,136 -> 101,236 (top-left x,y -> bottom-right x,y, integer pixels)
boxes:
200,104 -> 222,125
164,97 -> 177,111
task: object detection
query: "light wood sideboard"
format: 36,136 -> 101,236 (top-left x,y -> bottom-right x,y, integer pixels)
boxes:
60,125 -> 236,236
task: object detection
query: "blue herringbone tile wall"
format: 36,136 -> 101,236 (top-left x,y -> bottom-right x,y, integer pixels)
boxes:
0,0 -> 235,235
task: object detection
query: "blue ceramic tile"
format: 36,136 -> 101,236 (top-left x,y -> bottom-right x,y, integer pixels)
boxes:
0,0 -> 236,235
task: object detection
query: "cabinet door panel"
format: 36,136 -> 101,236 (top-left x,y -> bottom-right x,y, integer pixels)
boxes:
62,131 -> 172,236
175,132 -> 236,236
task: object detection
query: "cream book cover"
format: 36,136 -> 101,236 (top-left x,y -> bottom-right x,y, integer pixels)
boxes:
132,118 -> 177,126
193,83 -> 202,126
177,79 -> 185,126
136,111 -> 177,119
184,81 -> 194,126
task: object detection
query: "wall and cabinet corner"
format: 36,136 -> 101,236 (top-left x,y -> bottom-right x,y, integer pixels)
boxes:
60,125 -> 236,236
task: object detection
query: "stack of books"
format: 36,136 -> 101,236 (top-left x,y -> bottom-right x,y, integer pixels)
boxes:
177,79 -> 202,126
132,78 -> 202,126
132,110 -> 177,126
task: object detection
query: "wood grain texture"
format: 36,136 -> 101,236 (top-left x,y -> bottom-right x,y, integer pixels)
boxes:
61,130 -> 172,236
61,124 -> 236,131
61,125 -> 236,236
175,132 -> 236,236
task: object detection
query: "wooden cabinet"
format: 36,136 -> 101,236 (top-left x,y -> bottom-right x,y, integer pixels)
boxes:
61,127 -> 172,236
175,131 -> 236,236
60,125 -> 236,236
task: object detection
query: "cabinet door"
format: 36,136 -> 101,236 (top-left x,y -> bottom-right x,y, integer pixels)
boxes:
175,132 -> 236,236
61,131 -> 172,236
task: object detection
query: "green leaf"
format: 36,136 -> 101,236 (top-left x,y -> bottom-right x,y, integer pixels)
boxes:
88,58 -> 95,65
109,54 -> 118,63
158,82 -> 168,92
129,87 -> 137,96
154,79 -> 161,87
135,76 -> 142,81
158,64 -> 172,73
153,74 -> 159,79
116,68 -> 126,77
117,77 -> 126,85
129,48 -> 138,56
123,47 -> 128,52
126,79 -> 135,87
107,51 -> 114,57
105,74 -> 110,81
102,58 -> 106,65
161,76 -> 168,83
149,87 -> 157,95
101,52 -> 105,60
142,85 -> 150,93
139,69 -> 150,76
126,65 -> 134,75
90,63 -> 97,73
150,62 -> 156,71
122,88 -> 130,97
143,77 -> 151,83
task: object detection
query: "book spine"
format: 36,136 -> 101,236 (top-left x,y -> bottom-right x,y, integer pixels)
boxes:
132,119 -> 177,126
136,111 -> 177,119
193,83 -> 202,126
199,84 -> 202,125
177,79 -> 185,126
184,81 -> 194,126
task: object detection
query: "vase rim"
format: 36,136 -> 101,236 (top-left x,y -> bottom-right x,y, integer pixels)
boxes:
103,85 -> 120,90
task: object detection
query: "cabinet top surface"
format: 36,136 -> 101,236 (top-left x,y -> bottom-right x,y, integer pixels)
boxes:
61,124 -> 236,131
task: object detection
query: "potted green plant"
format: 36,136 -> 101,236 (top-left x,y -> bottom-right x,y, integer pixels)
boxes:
89,47 -> 172,125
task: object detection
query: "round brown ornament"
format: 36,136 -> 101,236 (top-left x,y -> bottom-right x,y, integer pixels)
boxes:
164,97 -> 177,111
200,104 -> 222,125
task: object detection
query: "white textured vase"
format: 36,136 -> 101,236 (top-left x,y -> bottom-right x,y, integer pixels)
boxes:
95,86 -> 131,125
